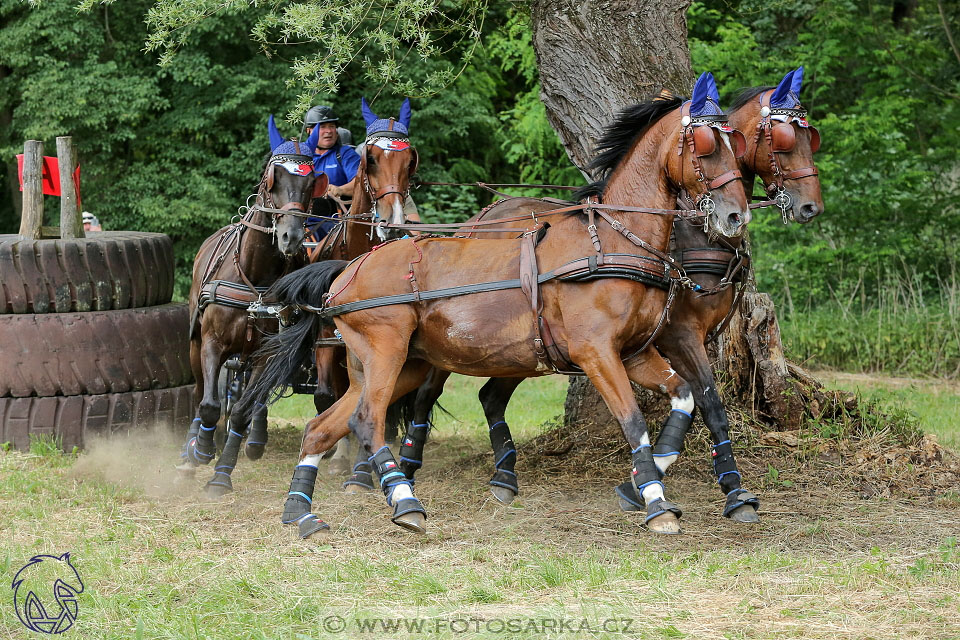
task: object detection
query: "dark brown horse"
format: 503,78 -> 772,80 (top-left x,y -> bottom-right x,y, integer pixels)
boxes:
186,101 -> 421,496
181,128 -> 326,494
246,72 -> 751,538
398,67 -> 823,524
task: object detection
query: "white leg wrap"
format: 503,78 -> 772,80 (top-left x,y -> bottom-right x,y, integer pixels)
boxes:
655,454 -> 678,474
671,392 -> 694,414
640,482 -> 665,504
391,483 -> 414,502
300,454 -> 322,467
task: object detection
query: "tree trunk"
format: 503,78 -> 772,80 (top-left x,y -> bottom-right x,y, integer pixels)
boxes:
529,1 -> 820,432
529,0 -> 694,174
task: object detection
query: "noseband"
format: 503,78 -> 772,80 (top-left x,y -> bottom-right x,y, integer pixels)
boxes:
753,90 -> 820,222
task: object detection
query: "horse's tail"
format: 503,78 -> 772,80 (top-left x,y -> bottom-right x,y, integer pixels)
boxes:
235,261 -> 348,421
385,389 -> 418,444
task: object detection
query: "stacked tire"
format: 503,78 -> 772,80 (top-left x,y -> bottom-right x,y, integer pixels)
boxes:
0,232 -> 195,451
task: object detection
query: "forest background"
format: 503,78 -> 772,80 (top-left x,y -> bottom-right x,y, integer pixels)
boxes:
1,0 -> 958,378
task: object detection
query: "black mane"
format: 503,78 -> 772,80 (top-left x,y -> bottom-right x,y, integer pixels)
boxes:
729,86 -> 775,113
574,95 -> 685,201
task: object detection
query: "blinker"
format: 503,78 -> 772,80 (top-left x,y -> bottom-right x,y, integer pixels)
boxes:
692,124 -> 717,157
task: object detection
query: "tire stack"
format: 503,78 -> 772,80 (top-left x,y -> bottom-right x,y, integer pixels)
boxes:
0,232 -> 195,452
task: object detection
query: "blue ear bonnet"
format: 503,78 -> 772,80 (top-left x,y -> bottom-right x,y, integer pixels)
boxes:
769,67 -> 805,108
267,114 -> 321,155
270,141 -> 309,156
361,97 -> 412,137
687,72 -> 726,118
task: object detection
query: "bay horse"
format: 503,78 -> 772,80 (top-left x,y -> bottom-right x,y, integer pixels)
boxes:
304,98 -> 421,481
245,72 -> 751,538
397,67 -> 823,524
186,99 -> 420,496
181,124 -> 327,495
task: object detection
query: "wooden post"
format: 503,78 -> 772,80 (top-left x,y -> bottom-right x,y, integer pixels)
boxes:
18,140 -> 44,240
57,136 -> 84,239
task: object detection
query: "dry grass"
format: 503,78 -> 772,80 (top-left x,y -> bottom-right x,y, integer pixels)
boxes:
2,410 -> 959,639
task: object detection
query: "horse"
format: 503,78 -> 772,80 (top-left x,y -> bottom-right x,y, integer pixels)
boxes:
243,71 -> 751,538
180,123 -> 327,496
185,99 -> 421,496
396,66 -> 823,524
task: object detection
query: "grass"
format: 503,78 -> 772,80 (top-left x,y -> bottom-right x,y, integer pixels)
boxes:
1,373 -> 959,639
814,371 -> 960,450
269,374 -> 570,443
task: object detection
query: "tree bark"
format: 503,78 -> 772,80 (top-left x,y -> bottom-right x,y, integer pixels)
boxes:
529,0 -> 694,174
529,1 -> 821,432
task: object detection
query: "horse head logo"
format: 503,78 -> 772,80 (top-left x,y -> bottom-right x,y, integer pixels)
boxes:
12,553 -> 84,634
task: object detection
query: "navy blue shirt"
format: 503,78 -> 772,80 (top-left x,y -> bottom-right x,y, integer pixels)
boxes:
312,142 -> 360,186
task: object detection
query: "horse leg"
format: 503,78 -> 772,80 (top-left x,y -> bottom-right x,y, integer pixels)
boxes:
478,377 -> 524,504
243,401 -> 269,461
179,337 -> 205,471
281,392 -> 357,539
570,341 -> 685,535
314,343 -> 346,416
325,434 -> 354,476
186,337 -> 225,466
346,352 -> 432,534
660,335 -> 759,522
342,434 -> 375,493
204,361 -> 266,497
398,367 -> 450,482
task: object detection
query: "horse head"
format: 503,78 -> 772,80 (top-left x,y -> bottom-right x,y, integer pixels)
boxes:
358,97 -> 418,242
728,67 -> 824,223
264,116 -> 329,255
663,72 -> 751,238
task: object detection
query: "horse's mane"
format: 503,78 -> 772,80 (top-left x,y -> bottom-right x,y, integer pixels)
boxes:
729,86 -> 775,113
574,94 -> 685,201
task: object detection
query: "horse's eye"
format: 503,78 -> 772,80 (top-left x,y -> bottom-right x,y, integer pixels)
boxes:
366,153 -> 376,165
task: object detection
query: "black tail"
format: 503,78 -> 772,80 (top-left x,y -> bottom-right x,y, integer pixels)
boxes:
234,260 -> 348,421
385,389 -> 418,444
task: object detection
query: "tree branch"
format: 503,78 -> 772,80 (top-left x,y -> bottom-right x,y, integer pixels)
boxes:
937,0 -> 960,67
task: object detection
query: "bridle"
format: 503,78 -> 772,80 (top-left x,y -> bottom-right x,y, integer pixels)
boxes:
753,89 -> 821,222
359,129 -> 419,236
240,152 -> 325,242
677,101 -> 747,237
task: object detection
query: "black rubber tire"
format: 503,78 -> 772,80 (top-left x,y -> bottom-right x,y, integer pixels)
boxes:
0,231 -> 174,314
0,303 -> 192,397
0,384 -> 196,452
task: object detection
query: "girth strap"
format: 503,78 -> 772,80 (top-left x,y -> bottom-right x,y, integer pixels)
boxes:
198,280 -> 272,313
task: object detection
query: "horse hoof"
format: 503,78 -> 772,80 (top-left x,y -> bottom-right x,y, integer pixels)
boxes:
392,511 -> 427,534
618,496 -> 643,512
646,511 -> 682,535
204,481 -> 233,498
490,485 -> 517,505
728,504 -> 759,523
327,458 -> 352,476
244,443 -> 266,461
175,462 -> 197,476
343,483 -> 372,494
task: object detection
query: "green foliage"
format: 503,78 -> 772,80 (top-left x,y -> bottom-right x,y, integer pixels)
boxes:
139,0 -> 489,117
691,0 -> 960,344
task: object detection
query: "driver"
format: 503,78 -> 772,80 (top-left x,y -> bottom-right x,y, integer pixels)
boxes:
302,105 -> 361,238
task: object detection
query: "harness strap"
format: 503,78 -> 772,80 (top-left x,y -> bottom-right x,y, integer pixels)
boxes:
781,166 -> 818,181
705,281 -> 747,344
